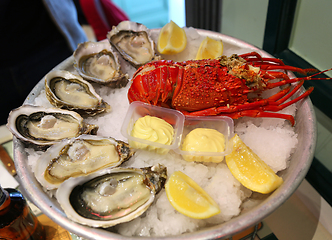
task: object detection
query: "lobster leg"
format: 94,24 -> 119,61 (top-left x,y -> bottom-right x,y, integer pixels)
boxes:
239,52 -> 317,75
275,81 -> 305,105
184,81 -> 312,126
227,82 -> 312,124
219,110 -> 295,126
266,68 -> 332,89
184,107 -> 296,125
260,70 -> 290,80
185,86 -> 294,117
264,86 -> 314,112
264,85 -> 292,102
259,65 -> 317,75
239,52 -> 285,66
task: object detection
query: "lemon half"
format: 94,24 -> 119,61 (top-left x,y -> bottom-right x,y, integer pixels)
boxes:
225,134 -> 283,194
157,20 -> 187,55
195,36 -> 223,60
165,171 -> 220,219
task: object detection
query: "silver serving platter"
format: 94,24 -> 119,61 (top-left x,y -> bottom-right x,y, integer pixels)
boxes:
13,29 -> 316,239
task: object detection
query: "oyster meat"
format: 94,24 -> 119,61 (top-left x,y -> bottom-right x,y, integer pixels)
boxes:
56,164 -> 167,228
107,21 -> 160,68
73,41 -> 128,88
45,70 -> 111,116
35,135 -> 135,190
6,105 -> 98,147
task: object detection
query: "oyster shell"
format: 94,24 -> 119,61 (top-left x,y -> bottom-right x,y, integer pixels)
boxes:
45,70 -> 111,116
34,135 -> 135,190
56,164 -> 167,228
107,21 -> 160,68
73,41 -> 128,88
7,105 -> 98,147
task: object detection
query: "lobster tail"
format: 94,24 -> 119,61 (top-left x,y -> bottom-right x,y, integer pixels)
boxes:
128,60 -> 180,106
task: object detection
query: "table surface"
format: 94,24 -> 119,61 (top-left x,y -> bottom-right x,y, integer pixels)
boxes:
1,125 -> 331,240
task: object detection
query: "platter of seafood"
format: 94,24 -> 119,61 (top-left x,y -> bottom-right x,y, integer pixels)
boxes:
9,21 -> 318,239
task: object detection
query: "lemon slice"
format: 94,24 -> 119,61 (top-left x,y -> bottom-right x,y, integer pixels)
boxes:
225,134 -> 283,194
195,36 -> 223,60
165,171 -> 220,219
157,20 -> 187,54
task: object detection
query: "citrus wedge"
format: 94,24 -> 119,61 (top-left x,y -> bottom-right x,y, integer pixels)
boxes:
157,20 -> 187,54
225,134 -> 283,194
165,171 -> 220,219
195,36 -> 223,60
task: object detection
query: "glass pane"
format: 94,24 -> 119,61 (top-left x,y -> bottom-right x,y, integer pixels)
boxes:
289,0 -> 332,77
289,0 -> 332,205
315,106 -> 332,172
112,0 -> 170,28
221,0 -> 268,48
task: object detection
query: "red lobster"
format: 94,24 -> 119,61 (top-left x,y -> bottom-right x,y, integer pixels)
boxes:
128,52 -> 331,125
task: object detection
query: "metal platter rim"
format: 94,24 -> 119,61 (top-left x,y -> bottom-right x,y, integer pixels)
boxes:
13,28 -> 316,240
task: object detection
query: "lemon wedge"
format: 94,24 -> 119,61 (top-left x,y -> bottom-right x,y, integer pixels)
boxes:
225,134 -> 283,194
195,36 -> 223,60
157,20 -> 187,54
165,171 -> 220,219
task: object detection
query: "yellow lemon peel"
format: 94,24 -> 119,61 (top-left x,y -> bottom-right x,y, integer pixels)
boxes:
226,134 -> 283,194
195,36 -> 223,60
157,20 -> 187,54
165,171 -> 220,219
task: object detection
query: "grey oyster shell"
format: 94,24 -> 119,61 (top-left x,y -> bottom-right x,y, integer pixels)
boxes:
6,105 -> 98,148
56,164 -> 167,228
45,70 -> 111,116
34,134 -> 135,190
73,41 -> 128,88
107,21 -> 160,68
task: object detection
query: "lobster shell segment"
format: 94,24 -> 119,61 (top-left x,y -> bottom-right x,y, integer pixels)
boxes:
171,59 -> 250,112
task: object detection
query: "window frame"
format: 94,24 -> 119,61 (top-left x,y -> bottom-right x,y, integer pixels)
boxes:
263,0 -> 332,120
262,0 -> 332,206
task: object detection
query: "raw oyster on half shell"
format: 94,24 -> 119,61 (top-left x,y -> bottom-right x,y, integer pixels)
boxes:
45,70 -> 111,116
73,41 -> 128,88
6,105 -> 98,148
35,135 -> 135,190
107,21 -> 160,68
56,164 -> 167,228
